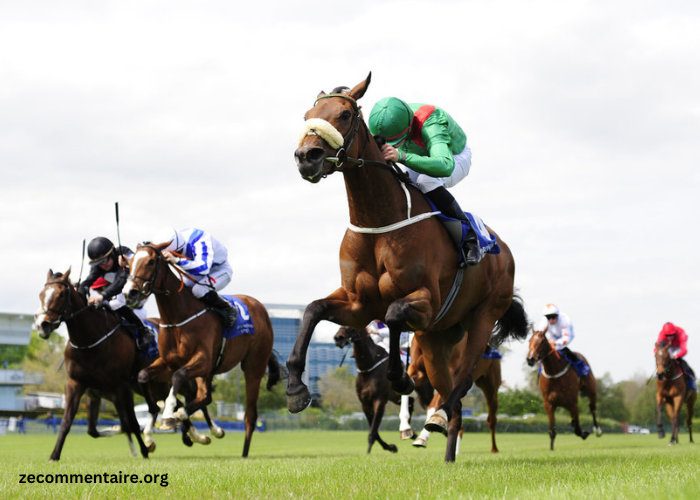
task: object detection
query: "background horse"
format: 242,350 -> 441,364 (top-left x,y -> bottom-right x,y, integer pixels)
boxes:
333,326 -> 432,454
290,73 -> 529,462
655,341 -> 696,444
526,327 -> 601,450
123,242 -> 280,457
409,338 -> 502,453
34,269 -> 219,461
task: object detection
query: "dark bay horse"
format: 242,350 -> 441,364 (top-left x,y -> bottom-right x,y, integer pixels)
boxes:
655,341 -> 696,444
35,268 -> 151,461
410,338 -> 502,453
290,73 -> 529,462
34,269 -> 219,461
526,327 -> 601,450
333,326 -> 433,454
123,242 -> 280,457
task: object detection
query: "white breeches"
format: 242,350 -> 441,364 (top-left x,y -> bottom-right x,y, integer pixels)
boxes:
404,144 -> 472,193
185,262 -> 233,298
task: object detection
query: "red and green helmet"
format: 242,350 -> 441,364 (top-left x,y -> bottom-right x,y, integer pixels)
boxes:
368,97 -> 414,145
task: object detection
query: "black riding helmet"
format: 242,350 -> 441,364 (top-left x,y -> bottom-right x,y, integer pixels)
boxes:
87,237 -> 115,266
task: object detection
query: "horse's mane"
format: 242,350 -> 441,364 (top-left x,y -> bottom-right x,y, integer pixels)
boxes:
330,86 -> 350,94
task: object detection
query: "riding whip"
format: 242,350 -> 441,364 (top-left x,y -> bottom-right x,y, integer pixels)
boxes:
115,202 -> 124,261
77,239 -> 86,285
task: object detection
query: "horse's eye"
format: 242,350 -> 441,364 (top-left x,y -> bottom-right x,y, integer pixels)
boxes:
147,259 -> 155,266
340,110 -> 351,120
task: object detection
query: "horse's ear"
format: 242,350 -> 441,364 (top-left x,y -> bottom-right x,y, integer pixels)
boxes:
542,325 -> 548,334
348,72 -> 371,102
316,90 -> 326,99
47,269 -> 53,281
155,241 -> 171,252
63,267 -> 72,281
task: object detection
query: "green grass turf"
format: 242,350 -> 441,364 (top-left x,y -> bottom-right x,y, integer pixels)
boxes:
1,429 -> 698,499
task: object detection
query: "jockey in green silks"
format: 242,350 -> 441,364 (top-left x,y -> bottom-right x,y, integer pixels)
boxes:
368,97 -> 480,266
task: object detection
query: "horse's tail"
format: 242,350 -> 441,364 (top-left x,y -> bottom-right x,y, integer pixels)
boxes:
266,350 -> 285,391
491,291 -> 529,346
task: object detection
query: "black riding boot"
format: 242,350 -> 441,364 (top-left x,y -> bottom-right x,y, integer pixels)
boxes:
201,291 -> 238,329
116,306 -> 153,351
679,358 -> 696,379
425,186 -> 481,267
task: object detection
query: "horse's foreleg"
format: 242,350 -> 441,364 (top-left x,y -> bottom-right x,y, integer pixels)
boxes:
49,379 -> 85,461
138,356 -> 170,386
287,291 -> 363,413
114,385 -> 149,459
479,381 -> 500,453
687,392 -> 696,443
570,405 -> 589,440
367,399 -> 397,454
656,392 -> 666,439
670,396 -> 683,445
413,407 -> 436,448
202,403 -> 224,439
399,395 -> 415,440
444,400 -> 463,462
546,403 -> 557,451
384,289 -> 433,395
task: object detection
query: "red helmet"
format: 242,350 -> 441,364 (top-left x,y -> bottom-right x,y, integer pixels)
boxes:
90,277 -> 110,290
660,322 -> 678,338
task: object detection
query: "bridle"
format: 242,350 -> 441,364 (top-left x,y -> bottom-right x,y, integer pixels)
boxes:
336,326 -> 389,373
311,93 -> 410,182
41,279 -> 89,325
127,243 -> 172,300
656,345 -> 682,381
530,331 -> 570,379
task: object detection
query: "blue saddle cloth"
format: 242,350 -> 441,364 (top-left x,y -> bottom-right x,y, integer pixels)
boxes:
424,197 -> 501,262
139,320 -> 160,360
482,346 -> 502,360
221,296 -> 256,339
686,375 -> 698,391
561,350 -> 591,377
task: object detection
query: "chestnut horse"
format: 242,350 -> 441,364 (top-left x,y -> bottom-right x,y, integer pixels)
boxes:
526,327 -> 601,450
34,269 -> 220,461
655,341 -> 696,444
123,242 -> 280,457
290,73 -> 529,462
333,326 -> 433,454
410,339 -> 502,453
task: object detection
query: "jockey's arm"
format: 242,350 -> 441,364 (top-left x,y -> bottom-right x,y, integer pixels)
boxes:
402,124 -> 455,177
177,235 -> 214,275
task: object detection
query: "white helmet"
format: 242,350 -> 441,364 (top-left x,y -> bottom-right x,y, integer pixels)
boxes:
542,303 -> 559,316
155,227 -> 184,252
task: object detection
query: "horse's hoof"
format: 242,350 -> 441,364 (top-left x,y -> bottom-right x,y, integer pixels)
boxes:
391,373 -> 415,395
287,386 -> 312,414
182,434 -> 193,447
658,432 -> 666,439
581,431 -> 590,440
388,445 -> 398,453
595,427 -> 603,437
198,436 -> 212,445
400,429 -> 416,440
424,409 -> 448,436
213,428 -> 225,439
413,437 -> 427,448
147,442 -> 156,453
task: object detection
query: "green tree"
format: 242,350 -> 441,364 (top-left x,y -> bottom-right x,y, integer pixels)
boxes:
212,365 -> 287,411
317,366 -> 360,416
497,388 -> 543,416
0,344 -> 28,368
630,380 -> 661,425
21,331 -> 66,394
596,373 -> 630,422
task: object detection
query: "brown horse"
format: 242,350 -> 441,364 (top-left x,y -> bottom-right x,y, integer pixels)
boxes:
333,326 -> 433,453
34,268 -> 220,461
410,339 -> 502,453
34,268 -> 152,461
289,73 -> 529,462
655,341 -> 696,444
526,327 -> 601,450
123,242 -> 280,457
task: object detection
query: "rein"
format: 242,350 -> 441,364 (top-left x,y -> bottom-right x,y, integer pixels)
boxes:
337,328 -> 389,373
42,280 -> 90,324
536,334 -> 569,379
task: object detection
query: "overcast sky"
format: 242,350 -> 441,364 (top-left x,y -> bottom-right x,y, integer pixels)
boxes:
1,1 -> 698,388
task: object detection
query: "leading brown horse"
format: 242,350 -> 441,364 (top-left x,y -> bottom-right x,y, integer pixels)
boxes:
289,73 -> 528,462
123,242 -> 280,457
655,341 -> 696,444
526,327 -> 601,450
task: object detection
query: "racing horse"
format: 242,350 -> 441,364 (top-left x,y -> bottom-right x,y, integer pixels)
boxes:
655,341 -> 696,444
34,269 -> 220,461
333,326 -> 433,454
526,326 -> 601,450
123,242 -> 280,457
289,73 -> 529,462
409,338 -> 502,453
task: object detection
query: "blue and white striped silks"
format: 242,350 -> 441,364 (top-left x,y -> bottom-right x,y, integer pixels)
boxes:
221,296 -> 256,339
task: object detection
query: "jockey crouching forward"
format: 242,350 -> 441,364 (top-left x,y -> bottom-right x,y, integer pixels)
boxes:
656,322 -> 696,382
77,236 -> 154,350
368,97 -> 480,267
536,303 -> 590,377
158,228 -> 237,329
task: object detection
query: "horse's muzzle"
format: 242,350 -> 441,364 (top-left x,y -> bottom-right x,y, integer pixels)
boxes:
526,357 -> 536,367
124,288 -> 141,308
295,146 -> 326,183
38,322 -> 54,339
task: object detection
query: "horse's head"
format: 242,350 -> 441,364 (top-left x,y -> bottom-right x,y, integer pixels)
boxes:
655,341 -> 675,380
123,242 -> 170,307
333,326 -> 367,348
526,325 -> 550,367
294,73 -> 372,183
35,268 -> 74,339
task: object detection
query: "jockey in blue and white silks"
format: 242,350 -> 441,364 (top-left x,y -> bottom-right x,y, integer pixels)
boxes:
536,303 -> 589,377
158,227 -> 237,328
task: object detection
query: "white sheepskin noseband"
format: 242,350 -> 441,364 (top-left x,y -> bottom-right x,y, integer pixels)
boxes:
298,118 -> 344,149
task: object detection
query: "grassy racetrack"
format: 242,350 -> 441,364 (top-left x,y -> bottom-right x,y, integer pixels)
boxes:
2,429 -> 698,499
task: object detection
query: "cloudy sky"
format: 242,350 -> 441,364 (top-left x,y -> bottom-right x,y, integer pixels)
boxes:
1,1 -> 698,388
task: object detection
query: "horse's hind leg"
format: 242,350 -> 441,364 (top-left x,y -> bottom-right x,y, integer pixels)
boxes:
114,385 -> 150,459
367,400 -> 397,454
687,392 -> 696,443
399,395 -> 415,440
656,394 -> 666,439
570,404 -> 589,441
545,404 -> 557,451
241,368 -> 266,457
